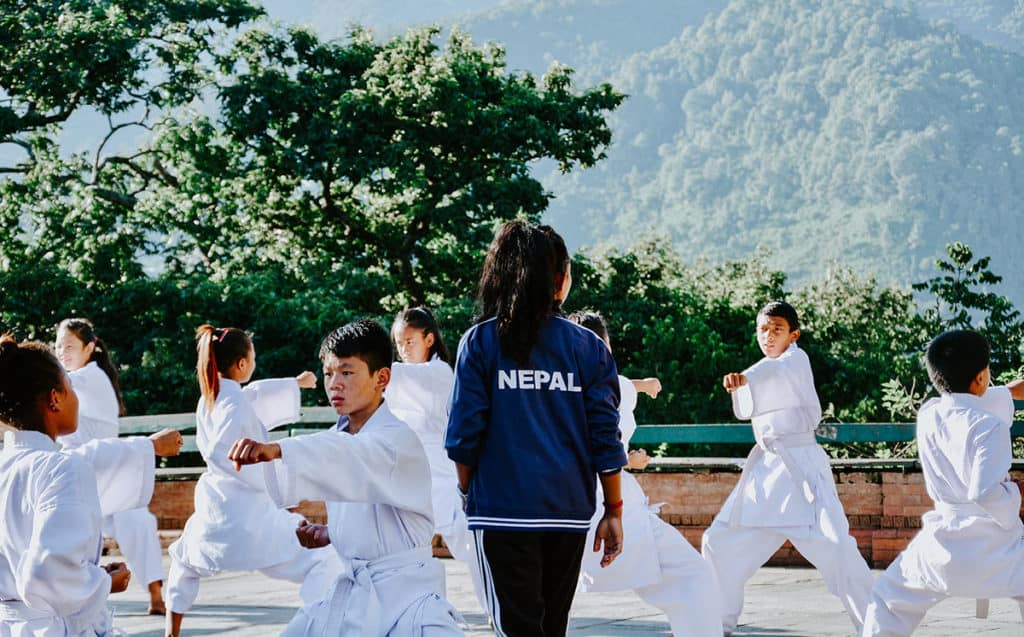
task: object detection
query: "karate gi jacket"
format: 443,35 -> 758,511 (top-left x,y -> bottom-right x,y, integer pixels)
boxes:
266,402 -> 460,636
0,430 -> 154,636
721,343 -> 828,528
386,357 -> 459,535
900,386 -> 1024,598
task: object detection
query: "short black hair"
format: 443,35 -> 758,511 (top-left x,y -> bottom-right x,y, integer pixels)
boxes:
319,319 -> 393,372
925,329 -> 990,394
0,336 -> 66,432
757,301 -> 800,332
567,310 -> 609,344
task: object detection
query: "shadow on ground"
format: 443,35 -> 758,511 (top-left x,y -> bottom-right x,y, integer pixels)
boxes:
111,602 -> 298,636
734,626 -> 816,636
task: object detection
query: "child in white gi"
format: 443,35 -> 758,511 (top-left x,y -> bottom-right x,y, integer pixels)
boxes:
0,337 -> 182,636
55,317 -> 168,615
703,301 -> 873,635
569,311 -> 723,637
389,307 -> 488,616
228,319 -> 462,636
862,329 -> 1024,636
165,325 -> 340,637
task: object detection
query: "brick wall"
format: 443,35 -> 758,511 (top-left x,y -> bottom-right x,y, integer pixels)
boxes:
122,466 -> 1024,568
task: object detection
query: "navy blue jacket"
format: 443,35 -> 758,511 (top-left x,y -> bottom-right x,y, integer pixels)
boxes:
445,315 -> 625,533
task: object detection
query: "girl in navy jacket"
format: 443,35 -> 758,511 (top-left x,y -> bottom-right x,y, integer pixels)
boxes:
445,221 -> 626,636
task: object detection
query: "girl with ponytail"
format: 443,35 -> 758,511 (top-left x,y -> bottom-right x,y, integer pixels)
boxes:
388,307 -> 488,612
165,325 -> 341,637
445,221 -> 627,635
55,318 -> 168,614
0,336 -> 182,636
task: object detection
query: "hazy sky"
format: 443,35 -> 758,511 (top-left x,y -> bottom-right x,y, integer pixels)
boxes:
260,0 -> 504,39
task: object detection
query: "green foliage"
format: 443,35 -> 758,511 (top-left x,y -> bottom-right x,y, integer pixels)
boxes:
3,0 -> 1024,468
185,25 -> 622,305
912,241 -> 1024,369
1,13 -> 622,415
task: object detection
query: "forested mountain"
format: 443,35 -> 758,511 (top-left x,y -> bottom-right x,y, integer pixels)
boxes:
456,1 -> 729,83
909,0 -> 1024,53
452,0 -> 1024,302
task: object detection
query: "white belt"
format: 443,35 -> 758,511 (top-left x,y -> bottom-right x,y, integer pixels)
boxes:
0,600 -> 53,622
729,430 -> 818,527
303,545 -> 434,636
935,501 -> 988,518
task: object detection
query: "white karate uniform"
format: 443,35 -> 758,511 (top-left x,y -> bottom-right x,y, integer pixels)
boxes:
165,378 -> 340,614
578,376 -> 722,636
264,401 -> 462,636
387,358 -> 487,613
863,386 -> 1024,636
0,429 -> 154,636
57,362 -> 165,588
701,343 -> 873,635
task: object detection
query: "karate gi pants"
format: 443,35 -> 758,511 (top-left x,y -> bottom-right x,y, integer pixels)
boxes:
166,545 -> 338,614
862,550 -> 1024,636
861,556 -> 950,637
104,507 -> 164,587
442,520 -> 489,615
631,517 -> 723,637
474,529 -> 585,636
701,492 -> 872,635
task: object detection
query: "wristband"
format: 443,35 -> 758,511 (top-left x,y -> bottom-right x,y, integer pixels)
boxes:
604,499 -> 623,510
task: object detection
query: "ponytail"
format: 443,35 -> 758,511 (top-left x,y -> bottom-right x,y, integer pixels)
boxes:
57,318 -> 126,415
477,220 -> 563,366
0,334 -> 66,432
195,325 -> 252,412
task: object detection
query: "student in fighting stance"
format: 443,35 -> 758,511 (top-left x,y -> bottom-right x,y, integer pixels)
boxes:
703,301 -> 873,635
862,330 -> 1024,636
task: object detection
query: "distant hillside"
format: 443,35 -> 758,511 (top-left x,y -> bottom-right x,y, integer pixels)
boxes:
478,0 -> 1024,301
457,0 -> 729,84
909,0 -> 1024,54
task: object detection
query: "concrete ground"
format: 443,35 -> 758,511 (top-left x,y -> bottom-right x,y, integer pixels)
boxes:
111,557 -> 1023,636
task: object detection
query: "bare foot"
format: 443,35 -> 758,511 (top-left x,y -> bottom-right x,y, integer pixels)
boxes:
148,580 -> 166,615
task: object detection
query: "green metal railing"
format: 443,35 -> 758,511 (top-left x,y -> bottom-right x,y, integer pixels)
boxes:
116,399 -> 1024,458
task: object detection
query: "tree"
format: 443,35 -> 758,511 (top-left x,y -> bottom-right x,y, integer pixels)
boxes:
152,26 -> 624,306
0,0 -> 263,285
912,242 -> 1024,369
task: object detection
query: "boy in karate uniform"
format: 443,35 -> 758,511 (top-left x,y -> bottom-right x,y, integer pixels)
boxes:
228,319 -> 462,636
862,330 -> 1024,636
702,301 -> 873,635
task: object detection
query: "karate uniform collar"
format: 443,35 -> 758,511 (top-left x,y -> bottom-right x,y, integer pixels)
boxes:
71,360 -> 101,376
333,399 -> 391,434
3,428 -> 60,452
219,377 -> 243,394
938,392 -> 983,409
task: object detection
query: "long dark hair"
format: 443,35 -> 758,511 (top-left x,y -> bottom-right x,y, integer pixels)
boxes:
58,318 -> 126,415
195,325 -> 252,412
539,224 -> 570,312
0,335 -> 67,432
477,220 -> 567,366
392,306 -> 453,367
